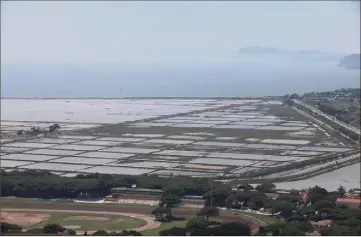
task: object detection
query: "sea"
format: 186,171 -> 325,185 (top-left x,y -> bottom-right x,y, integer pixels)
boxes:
1,62 -> 360,98
273,163 -> 361,191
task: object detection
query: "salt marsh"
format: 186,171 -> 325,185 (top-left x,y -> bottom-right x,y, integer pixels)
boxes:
1,98 -> 357,182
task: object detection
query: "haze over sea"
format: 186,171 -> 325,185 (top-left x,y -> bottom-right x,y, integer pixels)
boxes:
2,63 -> 360,98
2,1 -> 360,98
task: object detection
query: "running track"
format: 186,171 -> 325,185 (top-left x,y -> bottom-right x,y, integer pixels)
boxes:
0,202 -> 263,233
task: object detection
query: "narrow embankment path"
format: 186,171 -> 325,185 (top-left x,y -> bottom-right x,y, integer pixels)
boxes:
1,208 -> 161,233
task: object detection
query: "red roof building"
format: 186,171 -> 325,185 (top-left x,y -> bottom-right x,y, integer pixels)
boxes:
336,198 -> 361,210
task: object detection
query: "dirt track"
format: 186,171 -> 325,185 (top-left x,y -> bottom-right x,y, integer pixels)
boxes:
1,211 -> 50,227
0,202 -> 262,232
2,208 -> 160,233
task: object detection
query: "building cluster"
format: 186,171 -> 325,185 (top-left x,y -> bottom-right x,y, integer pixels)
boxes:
302,89 -> 360,102
335,198 -> 361,210
104,187 -> 205,208
335,188 -> 361,209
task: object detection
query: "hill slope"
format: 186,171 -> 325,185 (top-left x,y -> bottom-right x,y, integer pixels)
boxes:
237,47 -> 343,62
339,54 -> 361,69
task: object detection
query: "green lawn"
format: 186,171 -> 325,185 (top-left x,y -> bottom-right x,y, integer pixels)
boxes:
141,211 -> 280,236
0,197 -> 193,212
0,197 -> 152,209
230,211 -> 280,225
141,219 -> 189,236
5,210 -> 146,231
1,197 -> 280,235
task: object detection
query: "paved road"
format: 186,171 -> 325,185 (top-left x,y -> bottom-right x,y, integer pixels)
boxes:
293,99 -> 360,135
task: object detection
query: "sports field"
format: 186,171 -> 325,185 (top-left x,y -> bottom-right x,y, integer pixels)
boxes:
1,210 -> 147,232
0,198 -> 277,235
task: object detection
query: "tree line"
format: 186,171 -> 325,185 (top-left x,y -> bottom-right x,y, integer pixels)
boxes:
1,222 -> 142,236
1,170 -> 361,236
1,170 -> 231,206
1,223 -> 76,236
158,218 -> 251,236
317,103 -> 359,127
147,184 -> 360,236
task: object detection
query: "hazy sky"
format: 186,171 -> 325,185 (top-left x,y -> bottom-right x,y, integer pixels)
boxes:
1,1 -> 360,65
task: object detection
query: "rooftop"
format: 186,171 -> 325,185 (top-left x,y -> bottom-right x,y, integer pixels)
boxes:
336,198 -> 361,204
310,220 -> 332,227
111,187 -> 164,193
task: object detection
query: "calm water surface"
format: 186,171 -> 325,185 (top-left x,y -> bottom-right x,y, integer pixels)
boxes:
274,163 -> 360,191
2,64 -> 360,98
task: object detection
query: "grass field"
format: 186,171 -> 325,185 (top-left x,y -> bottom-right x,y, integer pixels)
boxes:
0,197 -> 189,211
0,197 -> 182,214
141,212 -> 280,236
0,198 -> 277,223
0,197 -> 152,208
141,219 -> 189,235
1,197 -> 280,235
230,211 -> 280,225
3,210 -> 147,231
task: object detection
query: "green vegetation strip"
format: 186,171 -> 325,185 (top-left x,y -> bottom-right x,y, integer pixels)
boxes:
229,157 -> 360,186
141,211 -> 278,236
0,198 -> 194,213
0,198 -> 149,208
230,211 -> 280,225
